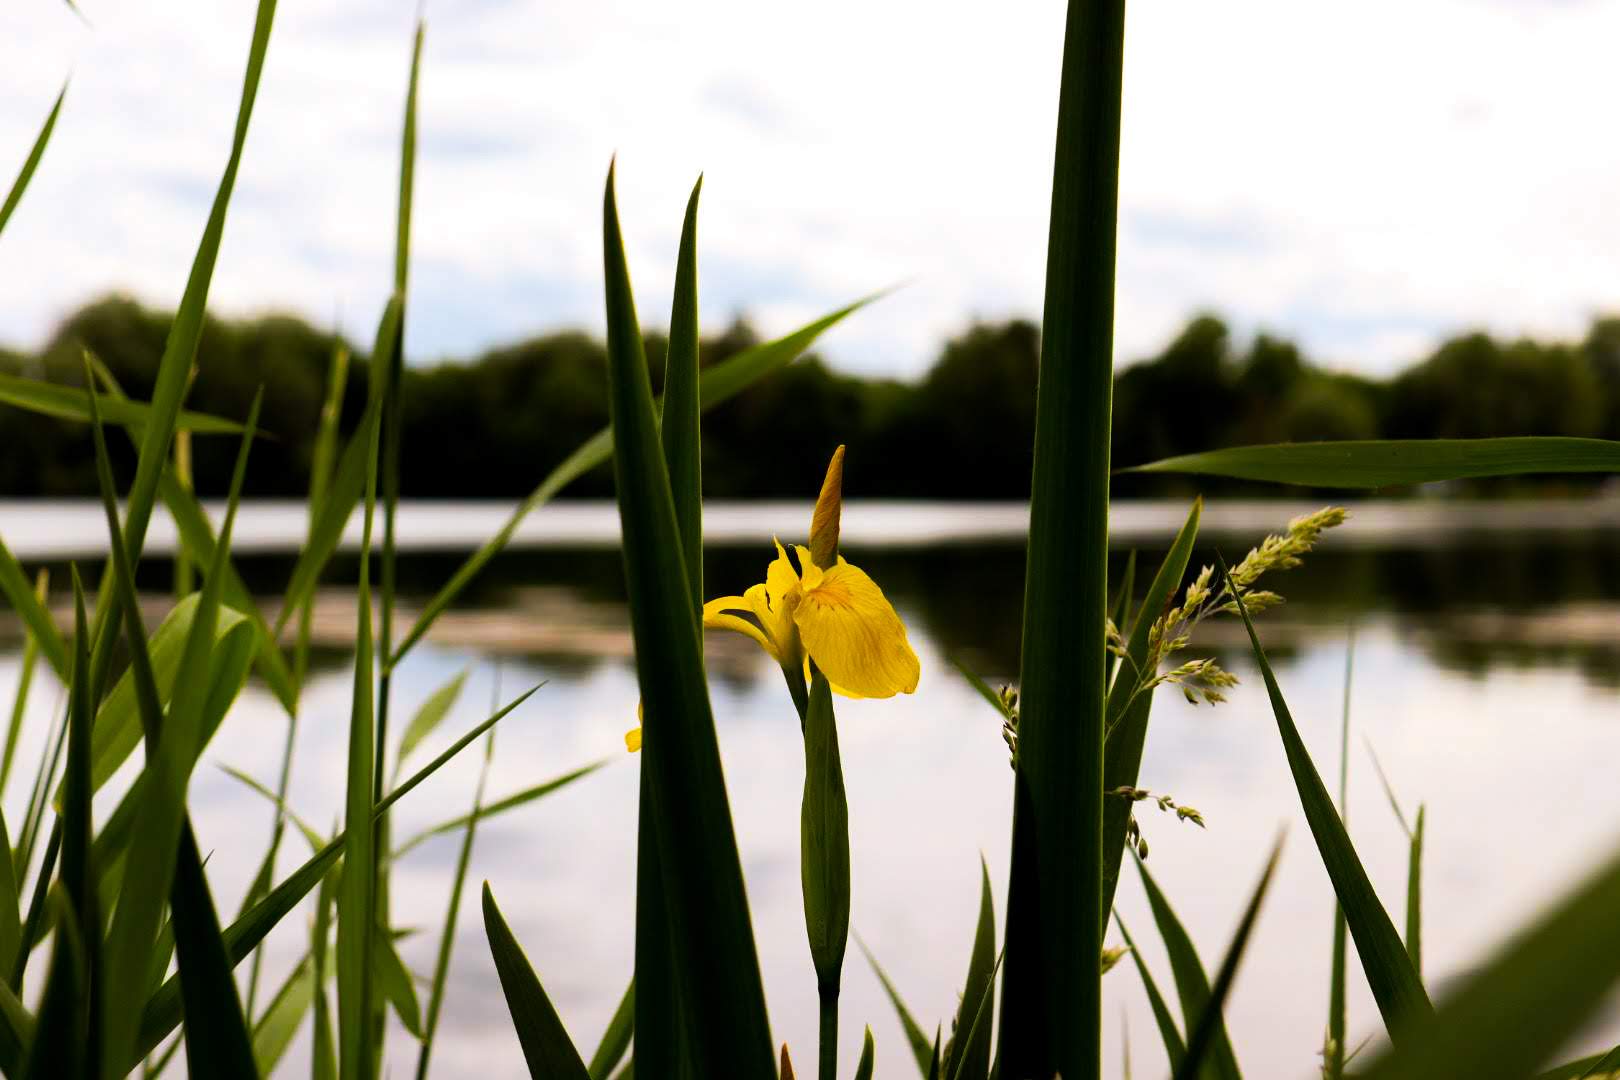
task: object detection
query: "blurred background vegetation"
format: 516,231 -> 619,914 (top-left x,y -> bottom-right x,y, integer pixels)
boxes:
5,294 -> 1620,500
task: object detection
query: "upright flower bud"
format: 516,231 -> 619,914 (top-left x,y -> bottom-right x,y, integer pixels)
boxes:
809,444 -> 845,570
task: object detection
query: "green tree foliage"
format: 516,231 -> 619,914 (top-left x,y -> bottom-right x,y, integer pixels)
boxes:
4,294 -> 1618,499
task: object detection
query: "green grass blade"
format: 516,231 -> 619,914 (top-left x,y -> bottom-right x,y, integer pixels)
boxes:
1327,630 -> 1355,1080
390,759 -> 608,861
1171,838 -> 1282,1080
311,866 -> 340,1080
1127,437 -> 1620,489
1134,853 -> 1242,1080
274,296 -> 399,639
947,859 -> 997,1080
337,358 -> 383,1080
1113,914 -> 1185,1073
801,671 -> 849,1080
0,537 -> 67,680
0,371 -> 245,434
1358,842 -> 1620,1080
1101,498 -> 1201,920
604,163 -> 774,1075
387,292 -> 880,669
61,571 -> 100,1074
413,724 -> 494,1080
0,975 -> 32,1076
251,953 -> 314,1075
0,568 -> 48,796
853,1026 -> 875,1080
373,924 -> 422,1038
171,821 -> 259,1077
482,884 -> 591,1079
1406,806 -> 1424,979
22,890 -> 86,1080
219,765 -> 328,853
1223,561 -> 1432,1040
947,656 -> 1014,722
0,811 -> 19,981
662,175 -> 704,611
998,2 -> 1127,1074
394,668 -> 469,773
0,83 -> 66,238
300,340 -> 352,694
586,978 -> 634,1080
857,936 -> 933,1077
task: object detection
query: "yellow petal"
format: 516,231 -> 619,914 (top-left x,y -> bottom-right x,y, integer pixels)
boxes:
808,444 -> 845,568
624,725 -> 642,753
766,538 -> 800,609
792,556 -> 920,698
803,655 -> 866,700
702,594 -> 780,662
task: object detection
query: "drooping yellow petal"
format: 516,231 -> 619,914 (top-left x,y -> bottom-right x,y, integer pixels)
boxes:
792,555 -> 920,698
702,594 -> 780,662
803,655 -> 866,700
766,538 -> 800,608
624,725 -> 642,752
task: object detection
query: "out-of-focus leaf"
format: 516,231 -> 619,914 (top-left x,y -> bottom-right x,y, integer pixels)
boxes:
587,978 -> 634,1080
1115,913 -> 1184,1073
0,371 -> 244,434
374,923 -> 423,1039
1135,853 -> 1241,1080
853,1027 -> 875,1080
946,859 -> 995,1080
395,668 -> 469,771
482,884 -> 590,1079
0,537 -> 67,680
858,936 -> 933,1077
22,890 -> 85,1080
0,83 -> 66,237
391,759 -> 608,861
251,953 -> 314,1075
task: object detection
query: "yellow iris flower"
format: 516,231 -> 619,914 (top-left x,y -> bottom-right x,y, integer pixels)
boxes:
626,446 -> 919,752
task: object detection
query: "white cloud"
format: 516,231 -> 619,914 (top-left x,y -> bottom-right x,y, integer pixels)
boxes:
1,0 -> 1617,378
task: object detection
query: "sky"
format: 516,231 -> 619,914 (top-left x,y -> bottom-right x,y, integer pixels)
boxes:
2,0 -> 1619,380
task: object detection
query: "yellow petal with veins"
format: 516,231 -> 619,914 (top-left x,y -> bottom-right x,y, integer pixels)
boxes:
803,656 -> 866,700
702,594 -> 780,662
792,555 -> 920,698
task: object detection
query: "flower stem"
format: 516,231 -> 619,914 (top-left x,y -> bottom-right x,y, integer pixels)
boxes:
818,981 -> 839,1080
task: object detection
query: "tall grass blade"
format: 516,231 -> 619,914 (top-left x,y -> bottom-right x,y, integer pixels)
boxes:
0,371 -> 245,434
0,812 -> 19,980
299,340 -> 351,695
251,954 -> 314,1074
390,759 -> 607,861
1172,838 -> 1283,1080
604,164 -> 774,1076
1223,560 -> 1432,1040
662,175 -> 703,609
1101,498 -> 1201,919
1113,914 -> 1185,1073
1129,437 -> 1620,488
171,822 -> 259,1077
1326,631 -> 1355,1080
1406,807 -> 1423,978
1357,842 -> 1620,1080
22,891 -> 85,1080
0,976 -> 31,1076
0,569 -> 48,796
587,978 -> 634,1080
853,1026 -> 875,1080
61,571 -> 100,1075
945,858 -> 996,1080
0,83 -> 66,238
0,539 -> 66,680
482,884 -> 591,1079
373,924 -> 422,1038
948,951 -> 1003,1080
387,293 -> 880,668
857,936 -> 933,1077
1134,853 -> 1242,1080
311,866 -> 339,1080
998,0 -> 1127,1074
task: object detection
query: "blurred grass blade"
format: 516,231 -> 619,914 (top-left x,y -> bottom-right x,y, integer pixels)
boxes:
388,291 -> 881,668
219,765 -> 328,854
0,83 -> 65,238
1113,914 -> 1184,1073
1128,437 -> 1620,489
662,175 -> 703,610
1172,838 -> 1282,1080
858,935 -> 933,1077
22,890 -> 85,1080
998,2 -> 1128,1075
587,978 -> 634,1080
0,976 -> 31,1076
1134,853 -> 1241,1080
0,811 -> 19,980
1101,497 -> 1200,919
1,568 -> 48,795
394,668 -> 469,773
946,858 -> 996,1080
1358,842 -> 1620,1080
948,656 -> 1014,722
801,672 -> 849,1080
171,822 -> 259,1077
853,1026 -> 875,1080
1327,630 -> 1355,1080
604,164 -> 774,1075
251,954 -> 314,1075
0,538 -> 67,680
1223,559 -> 1432,1040
391,759 -> 608,861
311,866 -> 339,1080
373,925 -> 422,1039
300,339 -> 351,693
1367,742 -> 1425,979
482,884 -> 591,1079
0,371 -> 246,434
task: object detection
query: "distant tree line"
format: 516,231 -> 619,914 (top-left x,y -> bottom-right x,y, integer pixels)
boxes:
3,294 -> 1619,500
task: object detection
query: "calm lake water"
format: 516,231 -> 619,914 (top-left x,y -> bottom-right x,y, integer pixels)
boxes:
4,498 -> 1620,1077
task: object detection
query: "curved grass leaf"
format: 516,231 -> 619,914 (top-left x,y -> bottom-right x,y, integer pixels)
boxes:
1101,497 -> 1201,921
1,568 -> 49,795
587,978 -> 634,1080
0,976 -> 32,1076
854,1026 -> 875,1080
946,859 -> 996,1080
0,371 -> 245,434
171,822 -> 258,1078
1128,437 -> 1620,489
0,811 -> 19,981
0,83 -> 66,238
1358,842 -> 1620,1080
387,291 -> 881,669
60,573 -> 99,1074
251,954 -> 314,1075
1135,853 -> 1241,1080
395,668 -> 469,773
948,950 -> 1002,1080
1224,560 -> 1432,1040
373,924 -> 422,1039
604,164 -> 774,1076
1172,837 -> 1282,1080
857,935 -> 933,1077
662,175 -> 703,610
482,884 -> 591,1079
22,890 -> 84,1080
997,2 -> 1127,1074
0,537 -> 66,680
391,758 -> 606,861
1113,914 -> 1185,1073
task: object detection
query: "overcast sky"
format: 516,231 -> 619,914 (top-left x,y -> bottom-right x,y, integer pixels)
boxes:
3,0 -> 1618,379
